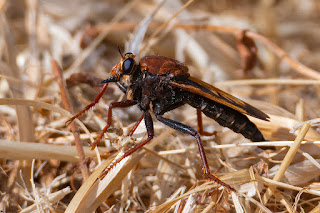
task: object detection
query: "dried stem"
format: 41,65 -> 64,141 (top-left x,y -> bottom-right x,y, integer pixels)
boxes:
94,22 -> 320,80
260,122 -> 311,207
51,60 -> 89,180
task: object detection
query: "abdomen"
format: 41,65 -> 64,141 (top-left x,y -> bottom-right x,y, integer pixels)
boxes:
186,93 -> 265,142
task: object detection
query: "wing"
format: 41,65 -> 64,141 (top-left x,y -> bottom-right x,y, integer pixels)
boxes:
169,76 -> 269,121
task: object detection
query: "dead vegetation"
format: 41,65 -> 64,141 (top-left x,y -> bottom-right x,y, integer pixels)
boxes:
1,0 -> 320,212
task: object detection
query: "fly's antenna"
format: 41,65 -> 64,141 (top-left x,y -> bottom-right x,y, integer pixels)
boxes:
118,46 -> 124,59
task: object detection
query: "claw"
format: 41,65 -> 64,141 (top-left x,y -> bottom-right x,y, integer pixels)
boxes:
65,119 -> 73,127
90,142 -> 97,150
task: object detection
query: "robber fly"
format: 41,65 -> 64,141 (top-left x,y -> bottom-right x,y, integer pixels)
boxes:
66,50 -> 269,191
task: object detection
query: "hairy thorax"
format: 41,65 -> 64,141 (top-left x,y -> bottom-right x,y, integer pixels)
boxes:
129,72 -> 186,115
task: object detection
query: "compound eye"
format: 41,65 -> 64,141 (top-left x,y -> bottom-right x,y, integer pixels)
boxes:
122,57 -> 135,74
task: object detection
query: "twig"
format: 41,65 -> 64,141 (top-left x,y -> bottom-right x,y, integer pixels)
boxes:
94,22 -> 320,80
30,159 -> 41,213
0,139 -> 111,162
173,24 -> 320,80
20,187 -> 72,213
141,0 -> 194,53
260,122 -> 311,207
51,60 -> 89,180
0,9 -> 35,189
64,0 -> 141,78
247,31 -> 320,80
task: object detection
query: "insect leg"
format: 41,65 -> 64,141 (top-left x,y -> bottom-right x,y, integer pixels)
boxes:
155,115 -> 234,191
123,111 -> 154,157
197,110 -> 216,136
99,111 -> 154,179
65,83 -> 109,126
128,114 -> 144,137
91,100 -> 137,150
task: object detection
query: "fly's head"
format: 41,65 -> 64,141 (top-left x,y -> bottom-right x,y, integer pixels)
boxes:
102,50 -> 138,88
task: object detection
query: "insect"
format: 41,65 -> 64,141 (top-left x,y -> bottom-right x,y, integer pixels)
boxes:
66,49 -> 269,191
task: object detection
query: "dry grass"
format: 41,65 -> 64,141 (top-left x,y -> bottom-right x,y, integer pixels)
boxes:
1,0 -> 320,212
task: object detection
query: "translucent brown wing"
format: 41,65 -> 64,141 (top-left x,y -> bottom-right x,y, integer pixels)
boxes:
169,76 -> 269,121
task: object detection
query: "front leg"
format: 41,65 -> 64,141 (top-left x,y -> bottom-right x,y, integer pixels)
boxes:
91,100 -> 137,150
155,115 -> 235,191
66,83 -> 109,126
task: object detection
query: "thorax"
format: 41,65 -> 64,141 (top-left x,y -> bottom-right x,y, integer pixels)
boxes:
127,72 -> 186,113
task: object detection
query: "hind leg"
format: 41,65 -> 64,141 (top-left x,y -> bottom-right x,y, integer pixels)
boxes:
155,115 -> 234,191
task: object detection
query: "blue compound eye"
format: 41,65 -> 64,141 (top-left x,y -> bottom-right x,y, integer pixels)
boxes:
122,57 -> 135,74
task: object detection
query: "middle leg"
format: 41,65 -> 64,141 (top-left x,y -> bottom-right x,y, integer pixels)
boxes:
127,114 -> 144,137
99,111 -> 154,179
91,100 -> 137,149
197,109 -> 216,136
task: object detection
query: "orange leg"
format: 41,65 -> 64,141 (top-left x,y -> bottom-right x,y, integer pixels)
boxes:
90,100 -> 137,150
197,110 -> 216,136
65,83 -> 109,126
127,114 -> 144,137
99,111 -> 154,179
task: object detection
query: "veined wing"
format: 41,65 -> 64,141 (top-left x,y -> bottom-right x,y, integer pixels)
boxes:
169,76 -> 269,121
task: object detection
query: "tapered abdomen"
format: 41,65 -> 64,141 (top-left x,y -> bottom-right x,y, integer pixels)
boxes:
186,94 -> 265,142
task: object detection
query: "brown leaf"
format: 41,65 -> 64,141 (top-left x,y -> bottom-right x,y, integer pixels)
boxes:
236,30 -> 258,73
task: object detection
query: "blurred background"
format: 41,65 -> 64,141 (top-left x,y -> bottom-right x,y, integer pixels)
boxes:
1,0 -> 320,212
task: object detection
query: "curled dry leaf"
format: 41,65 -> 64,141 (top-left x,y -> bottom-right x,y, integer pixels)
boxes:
236,30 -> 258,74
